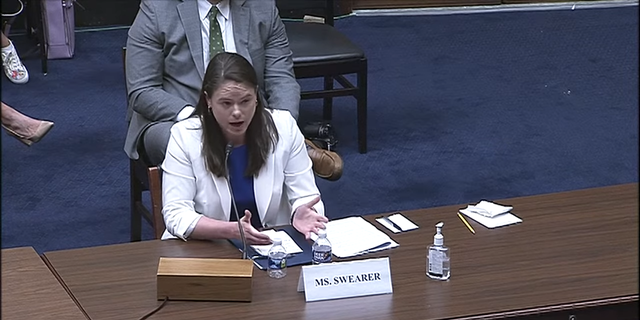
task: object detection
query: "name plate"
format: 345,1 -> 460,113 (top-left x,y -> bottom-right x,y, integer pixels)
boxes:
297,257 -> 393,302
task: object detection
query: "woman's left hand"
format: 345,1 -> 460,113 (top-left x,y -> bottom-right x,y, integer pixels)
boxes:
292,196 -> 329,240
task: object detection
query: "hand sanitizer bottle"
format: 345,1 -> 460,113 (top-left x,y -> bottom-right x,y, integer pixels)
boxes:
427,222 -> 450,280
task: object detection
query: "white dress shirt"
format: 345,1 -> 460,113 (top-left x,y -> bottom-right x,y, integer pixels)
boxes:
198,0 -> 237,66
176,0 -> 238,122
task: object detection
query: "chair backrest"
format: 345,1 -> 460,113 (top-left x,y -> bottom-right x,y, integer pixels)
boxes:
276,0 -> 335,26
147,166 -> 166,239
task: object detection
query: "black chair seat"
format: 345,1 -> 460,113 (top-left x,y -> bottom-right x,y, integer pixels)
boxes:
285,22 -> 364,64
278,0 -> 368,153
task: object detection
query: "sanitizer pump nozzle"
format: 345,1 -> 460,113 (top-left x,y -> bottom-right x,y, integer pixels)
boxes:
434,222 -> 444,246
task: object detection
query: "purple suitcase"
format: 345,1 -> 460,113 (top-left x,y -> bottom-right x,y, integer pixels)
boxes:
41,0 -> 75,59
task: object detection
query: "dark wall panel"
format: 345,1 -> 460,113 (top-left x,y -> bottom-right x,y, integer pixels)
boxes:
4,0 -> 604,33
74,0 -> 140,28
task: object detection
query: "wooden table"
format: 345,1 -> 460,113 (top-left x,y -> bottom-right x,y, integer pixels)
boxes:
43,184 -> 638,320
2,246 -> 88,319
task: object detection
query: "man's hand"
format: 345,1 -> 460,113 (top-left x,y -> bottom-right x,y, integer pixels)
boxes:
292,196 -> 329,240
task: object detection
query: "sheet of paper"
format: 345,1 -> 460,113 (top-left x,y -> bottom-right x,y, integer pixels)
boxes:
387,213 -> 419,231
473,200 -> 513,217
311,216 -> 399,258
251,230 -> 303,256
459,208 -> 522,228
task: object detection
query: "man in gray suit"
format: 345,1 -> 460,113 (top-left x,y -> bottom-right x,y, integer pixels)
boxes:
124,0 -> 342,180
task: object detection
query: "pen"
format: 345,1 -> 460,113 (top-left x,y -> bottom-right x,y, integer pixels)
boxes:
457,213 -> 475,234
383,217 -> 403,232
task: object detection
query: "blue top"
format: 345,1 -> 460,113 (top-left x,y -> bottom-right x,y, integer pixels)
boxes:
228,145 -> 262,230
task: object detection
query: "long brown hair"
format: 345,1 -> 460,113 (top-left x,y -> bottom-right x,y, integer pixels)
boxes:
195,52 -> 279,177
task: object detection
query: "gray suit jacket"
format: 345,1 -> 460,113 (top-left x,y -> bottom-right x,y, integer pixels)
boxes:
124,0 -> 300,159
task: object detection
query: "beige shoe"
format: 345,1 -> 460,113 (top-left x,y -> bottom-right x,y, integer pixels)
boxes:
305,139 -> 343,181
2,120 -> 54,146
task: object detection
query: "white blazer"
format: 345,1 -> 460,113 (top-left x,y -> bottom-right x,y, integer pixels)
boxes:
161,109 -> 325,240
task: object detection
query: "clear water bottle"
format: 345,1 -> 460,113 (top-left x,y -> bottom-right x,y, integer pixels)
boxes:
312,228 -> 332,264
268,238 -> 287,279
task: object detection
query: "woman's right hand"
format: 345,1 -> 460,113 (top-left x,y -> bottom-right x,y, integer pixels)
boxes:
238,210 -> 272,245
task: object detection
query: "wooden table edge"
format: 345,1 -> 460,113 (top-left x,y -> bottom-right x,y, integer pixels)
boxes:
455,295 -> 639,320
40,254 -> 92,320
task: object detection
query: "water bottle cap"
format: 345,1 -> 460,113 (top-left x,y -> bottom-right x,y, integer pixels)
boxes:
317,228 -> 327,237
271,237 -> 282,245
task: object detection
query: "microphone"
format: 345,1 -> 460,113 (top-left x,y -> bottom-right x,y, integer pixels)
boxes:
225,143 -> 248,259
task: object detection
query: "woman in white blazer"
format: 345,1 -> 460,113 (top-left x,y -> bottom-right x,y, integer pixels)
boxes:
161,52 -> 327,243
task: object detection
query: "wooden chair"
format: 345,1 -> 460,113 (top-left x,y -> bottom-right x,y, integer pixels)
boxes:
147,166 -> 165,239
278,0 -> 368,153
129,159 -> 165,240
123,47 -> 165,240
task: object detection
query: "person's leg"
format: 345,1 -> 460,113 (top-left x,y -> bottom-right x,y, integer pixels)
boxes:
305,139 -> 343,181
2,101 -> 36,133
1,101 -> 54,145
298,121 -> 343,181
1,33 -> 10,47
141,121 -> 175,166
1,33 -> 29,84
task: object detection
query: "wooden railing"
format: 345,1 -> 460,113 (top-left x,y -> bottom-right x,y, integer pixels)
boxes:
350,0 -> 598,10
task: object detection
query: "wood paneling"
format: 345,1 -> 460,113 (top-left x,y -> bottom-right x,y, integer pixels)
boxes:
277,0 -> 353,18
352,0 -> 501,9
502,0 -> 591,3
351,0 -> 603,9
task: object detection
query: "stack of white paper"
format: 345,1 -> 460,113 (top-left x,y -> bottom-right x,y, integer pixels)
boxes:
459,200 -> 522,228
311,216 -> 399,258
251,229 -> 303,256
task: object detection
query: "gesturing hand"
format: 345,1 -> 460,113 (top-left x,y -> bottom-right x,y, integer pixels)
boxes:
292,196 -> 329,240
239,210 -> 272,245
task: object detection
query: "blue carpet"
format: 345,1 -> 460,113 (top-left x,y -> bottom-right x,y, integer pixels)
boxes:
1,6 -> 637,254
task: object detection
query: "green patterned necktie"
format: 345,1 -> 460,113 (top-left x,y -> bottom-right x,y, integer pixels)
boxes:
209,7 -> 224,61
